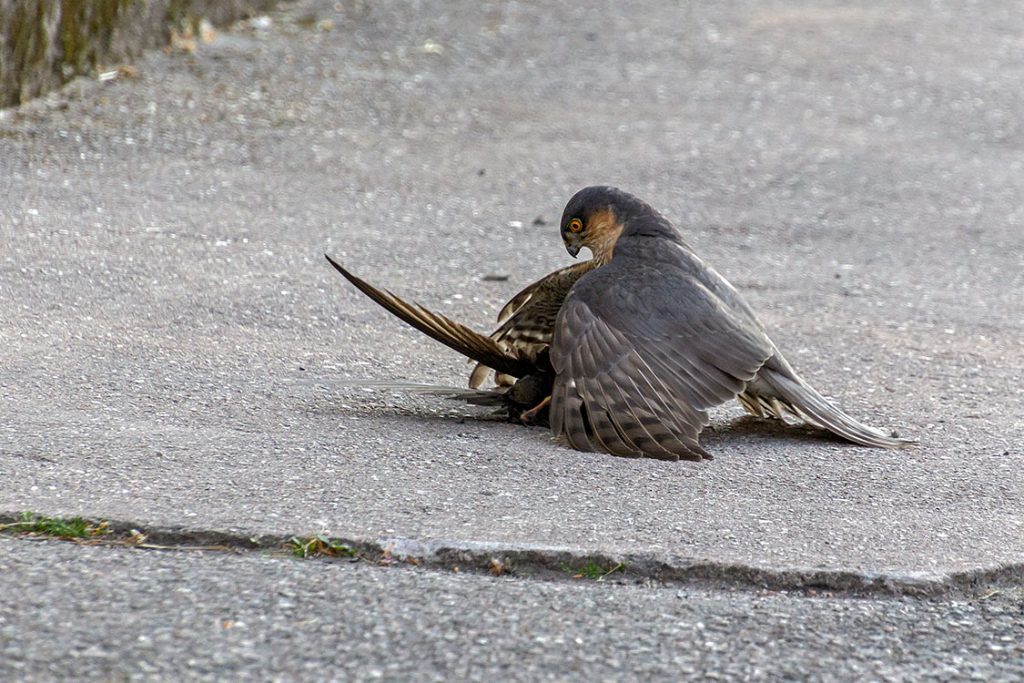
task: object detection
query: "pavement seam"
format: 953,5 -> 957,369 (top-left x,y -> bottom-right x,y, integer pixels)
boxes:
2,512 -> 1021,599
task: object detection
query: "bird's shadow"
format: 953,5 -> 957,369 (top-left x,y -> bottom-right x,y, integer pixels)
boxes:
301,393 -> 519,426
305,390 -> 853,449
701,415 -> 849,448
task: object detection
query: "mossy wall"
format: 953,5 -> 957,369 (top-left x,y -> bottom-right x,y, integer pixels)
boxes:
0,0 -> 277,109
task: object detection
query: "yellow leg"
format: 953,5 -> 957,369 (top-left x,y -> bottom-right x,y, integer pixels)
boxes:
519,395 -> 552,424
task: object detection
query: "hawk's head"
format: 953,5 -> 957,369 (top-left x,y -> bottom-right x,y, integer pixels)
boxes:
559,186 -> 660,263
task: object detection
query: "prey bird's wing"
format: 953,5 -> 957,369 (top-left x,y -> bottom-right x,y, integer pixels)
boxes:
495,261 -> 599,323
469,260 -> 598,388
549,254 -> 775,461
325,254 -> 535,380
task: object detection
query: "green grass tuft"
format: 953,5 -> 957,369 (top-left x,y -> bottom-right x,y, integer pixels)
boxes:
288,535 -> 357,559
562,560 -> 625,581
0,512 -> 109,539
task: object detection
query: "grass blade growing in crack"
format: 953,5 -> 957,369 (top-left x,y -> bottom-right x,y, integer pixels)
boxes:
0,512 -> 109,539
288,535 -> 358,559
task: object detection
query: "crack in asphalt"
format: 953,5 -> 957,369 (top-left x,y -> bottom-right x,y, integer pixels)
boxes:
3,512 -> 1021,599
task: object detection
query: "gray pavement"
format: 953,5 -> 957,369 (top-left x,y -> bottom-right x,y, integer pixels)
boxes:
1,0 -> 1023,678
2,537 -> 1023,681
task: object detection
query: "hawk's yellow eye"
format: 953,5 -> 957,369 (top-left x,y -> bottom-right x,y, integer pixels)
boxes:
568,218 -> 584,233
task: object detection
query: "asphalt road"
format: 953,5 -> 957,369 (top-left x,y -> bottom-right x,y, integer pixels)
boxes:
2,538 -> 1023,682
1,0 -> 1023,678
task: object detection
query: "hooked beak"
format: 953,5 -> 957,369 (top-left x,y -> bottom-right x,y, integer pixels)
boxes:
564,231 -> 582,258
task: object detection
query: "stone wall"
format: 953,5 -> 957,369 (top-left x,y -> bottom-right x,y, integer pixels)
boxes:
0,0 -> 277,109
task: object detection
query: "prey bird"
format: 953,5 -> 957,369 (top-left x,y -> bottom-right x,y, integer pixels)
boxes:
326,186 -> 915,461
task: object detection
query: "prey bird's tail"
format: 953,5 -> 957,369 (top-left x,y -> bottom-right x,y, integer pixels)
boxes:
325,254 -> 534,380
739,360 -> 917,450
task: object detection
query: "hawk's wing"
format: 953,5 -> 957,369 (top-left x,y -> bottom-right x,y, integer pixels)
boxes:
549,255 -> 775,461
469,261 -> 598,388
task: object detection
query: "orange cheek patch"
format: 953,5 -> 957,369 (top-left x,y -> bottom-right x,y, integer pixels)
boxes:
586,207 -> 625,264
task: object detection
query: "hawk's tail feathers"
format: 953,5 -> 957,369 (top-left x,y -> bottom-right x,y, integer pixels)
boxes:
749,368 -> 917,450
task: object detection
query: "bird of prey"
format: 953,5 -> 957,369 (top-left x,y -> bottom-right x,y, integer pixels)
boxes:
326,186 -> 915,461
